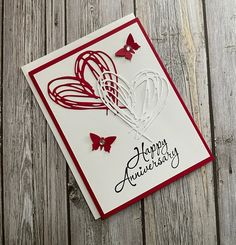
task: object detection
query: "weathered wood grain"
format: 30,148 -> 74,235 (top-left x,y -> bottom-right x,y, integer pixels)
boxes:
29,1 -> 47,244
204,0 -> 236,244
66,1 -> 143,245
2,0 -> 45,244
43,0 -> 69,244
136,0 -> 217,244
2,0 -> 69,244
0,0 -> 3,243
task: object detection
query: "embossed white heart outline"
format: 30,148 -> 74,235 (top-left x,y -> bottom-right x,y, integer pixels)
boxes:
97,70 -> 169,142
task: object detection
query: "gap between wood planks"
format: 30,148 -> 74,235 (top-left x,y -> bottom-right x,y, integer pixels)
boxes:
201,0 -> 220,244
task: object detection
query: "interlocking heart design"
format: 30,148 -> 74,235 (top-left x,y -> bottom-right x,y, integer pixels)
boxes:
48,50 -> 168,141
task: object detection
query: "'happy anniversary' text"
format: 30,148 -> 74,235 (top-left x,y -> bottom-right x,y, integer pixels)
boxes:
114,139 -> 180,193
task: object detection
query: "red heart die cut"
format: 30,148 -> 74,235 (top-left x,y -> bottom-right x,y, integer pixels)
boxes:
48,50 -> 119,110
48,76 -> 103,110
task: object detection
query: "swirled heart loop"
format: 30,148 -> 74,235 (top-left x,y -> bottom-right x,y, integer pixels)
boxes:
48,50 -> 118,110
97,70 -> 169,142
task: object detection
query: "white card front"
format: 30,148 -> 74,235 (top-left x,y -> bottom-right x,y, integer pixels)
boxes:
22,14 -> 213,219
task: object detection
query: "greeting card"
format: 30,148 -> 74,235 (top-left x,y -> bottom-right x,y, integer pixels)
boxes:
22,14 -> 214,219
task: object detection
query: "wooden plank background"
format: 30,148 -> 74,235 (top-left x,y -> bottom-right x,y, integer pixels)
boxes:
0,0 -> 235,244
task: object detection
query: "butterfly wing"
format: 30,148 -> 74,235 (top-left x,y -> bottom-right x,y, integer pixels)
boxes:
115,48 -> 126,57
125,52 -> 132,60
116,48 -> 132,60
127,33 -> 140,50
90,133 -> 100,151
104,136 -> 117,153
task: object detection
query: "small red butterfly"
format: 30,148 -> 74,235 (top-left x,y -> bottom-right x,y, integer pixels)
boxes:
90,133 -> 117,153
115,33 -> 140,60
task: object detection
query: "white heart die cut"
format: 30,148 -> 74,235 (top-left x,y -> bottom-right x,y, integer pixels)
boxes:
97,70 -> 169,141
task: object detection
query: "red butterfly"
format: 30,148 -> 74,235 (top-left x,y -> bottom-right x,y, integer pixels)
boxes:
90,133 -> 116,153
115,33 -> 140,60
